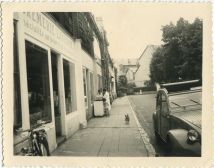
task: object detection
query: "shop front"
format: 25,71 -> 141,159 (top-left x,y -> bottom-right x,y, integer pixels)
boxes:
13,12 -> 87,154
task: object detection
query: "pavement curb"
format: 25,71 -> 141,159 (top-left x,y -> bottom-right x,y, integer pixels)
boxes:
127,96 -> 156,157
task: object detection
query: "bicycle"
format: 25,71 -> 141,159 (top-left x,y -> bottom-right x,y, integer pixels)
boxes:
16,120 -> 51,156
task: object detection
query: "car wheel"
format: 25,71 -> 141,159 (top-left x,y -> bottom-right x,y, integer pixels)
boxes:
40,143 -> 48,156
165,138 -> 173,156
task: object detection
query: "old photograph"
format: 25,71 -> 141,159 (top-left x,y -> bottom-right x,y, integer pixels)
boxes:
1,2 -> 213,167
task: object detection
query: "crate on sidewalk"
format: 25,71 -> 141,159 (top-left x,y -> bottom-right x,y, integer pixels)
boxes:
94,100 -> 104,117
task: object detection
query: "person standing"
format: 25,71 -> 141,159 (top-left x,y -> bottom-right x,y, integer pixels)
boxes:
103,88 -> 111,116
95,89 -> 103,100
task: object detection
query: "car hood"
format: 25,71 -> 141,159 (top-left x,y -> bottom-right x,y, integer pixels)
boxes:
171,110 -> 201,128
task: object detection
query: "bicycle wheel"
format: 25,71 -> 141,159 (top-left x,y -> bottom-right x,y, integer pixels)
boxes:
40,143 -> 48,156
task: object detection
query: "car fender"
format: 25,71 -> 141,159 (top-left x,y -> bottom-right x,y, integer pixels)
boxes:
152,112 -> 157,131
167,129 -> 201,156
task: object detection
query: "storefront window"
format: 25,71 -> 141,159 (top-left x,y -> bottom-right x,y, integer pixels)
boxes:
83,68 -> 87,107
51,52 -> 60,116
63,59 -> 76,114
13,20 -> 22,129
25,41 -> 52,126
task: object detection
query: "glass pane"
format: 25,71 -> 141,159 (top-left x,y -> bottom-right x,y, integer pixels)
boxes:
161,102 -> 168,115
90,72 -> 94,102
63,59 -> 72,113
161,94 -> 167,101
156,94 -> 161,111
83,69 -> 87,107
25,41 -> 51,127
51,52 -> 60,116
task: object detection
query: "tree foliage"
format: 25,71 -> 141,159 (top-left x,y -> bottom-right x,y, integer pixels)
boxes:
150,18 -> 202,83
117,75 -> 128,87
116,75 -> 128,96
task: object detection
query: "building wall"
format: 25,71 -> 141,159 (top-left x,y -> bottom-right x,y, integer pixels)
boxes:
13,12 -> 89,154
13,12 -> 116,154
82,49 -> 94,70
126,69 -> 135,83
135,45 -> 158,87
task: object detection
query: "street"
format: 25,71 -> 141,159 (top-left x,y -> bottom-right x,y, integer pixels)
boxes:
128,93 -> 166,156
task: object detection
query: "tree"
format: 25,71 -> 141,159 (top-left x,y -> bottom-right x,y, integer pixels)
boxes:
150,47 -> 166,83
117,75 -> 128,87
150,18 -> 202,83
116,75 -> 128,96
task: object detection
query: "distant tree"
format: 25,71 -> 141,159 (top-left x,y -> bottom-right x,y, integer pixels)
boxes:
143,80 -> 154,87
127,82 -> 136,88
117,75 -> 128,87
126,82 -> 136,95
150,18 -> 202,83
116,75 -> 128,96
150,47 -> 166,83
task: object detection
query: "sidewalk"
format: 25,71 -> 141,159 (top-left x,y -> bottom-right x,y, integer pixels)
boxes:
52,96 -> 155,157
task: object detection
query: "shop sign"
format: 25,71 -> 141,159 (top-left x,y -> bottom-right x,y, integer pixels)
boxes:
22,12 -> 74,54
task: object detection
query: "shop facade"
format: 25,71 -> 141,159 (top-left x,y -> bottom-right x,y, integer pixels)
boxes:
13,12 -> 104,154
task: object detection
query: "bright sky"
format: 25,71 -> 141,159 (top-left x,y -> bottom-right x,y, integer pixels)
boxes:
92,3 -> 209,60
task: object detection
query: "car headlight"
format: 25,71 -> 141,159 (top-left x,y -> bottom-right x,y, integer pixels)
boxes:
187,129 -> 199,143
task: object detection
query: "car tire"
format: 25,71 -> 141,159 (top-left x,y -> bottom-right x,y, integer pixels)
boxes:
165,138 -> 173,156
40,143 -> 48,156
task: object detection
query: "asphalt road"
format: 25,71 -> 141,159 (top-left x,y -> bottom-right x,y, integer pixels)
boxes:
128,94 -> 167,156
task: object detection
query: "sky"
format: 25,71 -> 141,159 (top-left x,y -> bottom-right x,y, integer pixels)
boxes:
92,3 -> 209,61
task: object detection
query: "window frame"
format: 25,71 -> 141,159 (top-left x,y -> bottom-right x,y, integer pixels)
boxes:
62,58 -> 77,114
24,35 -> 54,127
89,72 -> 94,103
82,68 -> 88,108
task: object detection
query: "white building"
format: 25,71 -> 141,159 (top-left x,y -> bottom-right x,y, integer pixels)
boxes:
115,58 -> 138,83
126,68 -> 135,83
13,12 -> 105,154
135,45 -> 159,87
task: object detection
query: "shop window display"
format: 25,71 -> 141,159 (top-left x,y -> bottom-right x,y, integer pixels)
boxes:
25,41 -> 52,126
63,59 -> 76,114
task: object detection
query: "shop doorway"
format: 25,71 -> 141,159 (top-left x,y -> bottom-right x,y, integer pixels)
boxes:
83,68 -> 94,120
83,68 -> 89,120
51,51 -> 64,143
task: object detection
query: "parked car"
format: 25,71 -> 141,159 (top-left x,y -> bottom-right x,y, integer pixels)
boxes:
153,80 -> 202,156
